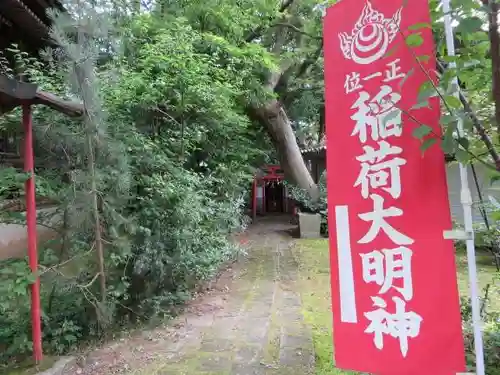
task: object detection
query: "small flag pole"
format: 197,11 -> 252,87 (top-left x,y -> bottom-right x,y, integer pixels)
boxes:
441,1 -> 485,374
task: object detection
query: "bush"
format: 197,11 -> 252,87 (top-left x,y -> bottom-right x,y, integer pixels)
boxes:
123,146 -> 248,316
461,294 -> 500,375
0,259 -> 35,360
0,159 -> 249,365
0,3 -> 259,367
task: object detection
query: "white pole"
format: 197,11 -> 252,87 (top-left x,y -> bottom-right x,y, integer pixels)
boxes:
441,1 -> 485,374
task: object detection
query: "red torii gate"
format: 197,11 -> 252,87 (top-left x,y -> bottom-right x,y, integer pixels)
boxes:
0,74 -> 83,362
251,164 -> 295,220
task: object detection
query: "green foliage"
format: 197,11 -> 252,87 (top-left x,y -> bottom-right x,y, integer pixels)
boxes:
0,0 -> 272,367
406,0 -> 500,177
6,0 -> 500,368
0,259 -> 36,360
405,33 -> 424,48
0,168 -> 28,199
461,290 -> 500,375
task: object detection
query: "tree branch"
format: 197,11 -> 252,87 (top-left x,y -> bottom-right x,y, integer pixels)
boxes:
277,41 -> 323,104
397,23 -> 500,171
273,23 -> 322,40
244,0 -> 297,43
34,90 -> 84,117
279,0 -> 295,12
481,0 -> 500,144
437,61 -> 500,171
296,42 -> 323,79
458,90 -> 500,171
318,103 -> 325,140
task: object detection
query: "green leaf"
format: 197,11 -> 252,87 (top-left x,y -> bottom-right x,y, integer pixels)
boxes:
441,123 -> 457,155
440,114 -> 457,126
456,16 -> 484,34
441,55 -> 457,64
410,101 -> 429,110
417,84 -> 438,104
408,22 -> 431,31
406,33 -> 424,47
421,137 -> 437,152
412,125 -> 433,140
462,59 -> 481,69
457,136 -> 470,150
417,55 -> 430,63
444,95 -> 462,109
456,148 -> 470,163
26,272 -> 37,284
441,141 -> 456,156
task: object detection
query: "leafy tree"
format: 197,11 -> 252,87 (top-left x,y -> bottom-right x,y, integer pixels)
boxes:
150,0 -> 330,199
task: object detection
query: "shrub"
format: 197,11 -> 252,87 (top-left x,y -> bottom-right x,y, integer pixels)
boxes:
461,294 -> 500,375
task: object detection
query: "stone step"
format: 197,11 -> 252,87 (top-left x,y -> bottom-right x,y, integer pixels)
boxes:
278,290 -> 315,374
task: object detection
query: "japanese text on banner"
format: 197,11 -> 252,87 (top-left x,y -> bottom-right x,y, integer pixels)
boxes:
340,6 -> 422,356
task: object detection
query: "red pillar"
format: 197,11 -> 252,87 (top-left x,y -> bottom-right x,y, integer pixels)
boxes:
23,104 -> 43,362
252,178 -> 257,221
262,179 -> 266,215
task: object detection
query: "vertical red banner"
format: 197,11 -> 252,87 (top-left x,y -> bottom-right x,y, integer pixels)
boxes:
324,1 -> 465,374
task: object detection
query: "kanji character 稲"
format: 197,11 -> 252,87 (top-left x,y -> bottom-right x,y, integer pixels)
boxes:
350,86 -> 403,143
358,194 -> 414,245
369,85 -> 403,139
350,91 -> 378,143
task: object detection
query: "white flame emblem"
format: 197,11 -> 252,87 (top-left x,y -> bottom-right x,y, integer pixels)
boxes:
339,1 -> 402,65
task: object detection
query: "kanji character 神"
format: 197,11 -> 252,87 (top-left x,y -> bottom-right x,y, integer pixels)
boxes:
361,246 -> 414,300
364,295 -> 423,357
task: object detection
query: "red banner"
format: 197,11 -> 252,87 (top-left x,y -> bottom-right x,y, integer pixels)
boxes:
324,1 -> 465,374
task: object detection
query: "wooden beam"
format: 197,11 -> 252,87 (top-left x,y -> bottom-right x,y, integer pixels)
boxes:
0,74 -> 84,117
34,91 -> 84,117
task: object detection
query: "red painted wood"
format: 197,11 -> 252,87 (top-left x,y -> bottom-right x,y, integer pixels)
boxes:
23,104 -> 42,362
252,178 -> 257,220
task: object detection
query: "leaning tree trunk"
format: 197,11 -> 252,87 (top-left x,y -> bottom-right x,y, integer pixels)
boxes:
251,99 -> 319,201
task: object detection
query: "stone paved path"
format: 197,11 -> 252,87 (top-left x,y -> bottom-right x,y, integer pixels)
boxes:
63,216 -> 314,375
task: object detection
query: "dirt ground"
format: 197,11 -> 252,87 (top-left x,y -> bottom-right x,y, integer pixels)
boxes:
60,216 -> 315,375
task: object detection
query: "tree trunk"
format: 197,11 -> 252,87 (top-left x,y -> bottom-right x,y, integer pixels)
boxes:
486,0 -> 500,145
251,99 -> 319,200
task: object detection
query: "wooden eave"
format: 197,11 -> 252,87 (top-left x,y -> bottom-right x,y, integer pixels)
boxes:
0,0 -> 64,51
0,1 -> 84,117
0,74 -> 83,117
300,144 -> 456,163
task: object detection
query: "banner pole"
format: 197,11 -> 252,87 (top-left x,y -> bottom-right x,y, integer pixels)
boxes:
441,1 -> 485,374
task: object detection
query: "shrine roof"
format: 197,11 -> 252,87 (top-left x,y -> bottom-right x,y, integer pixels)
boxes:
0,0 -> 64,52
0,2 -> 84,116
300,144 -> 326,156
300,143 -> 455,163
